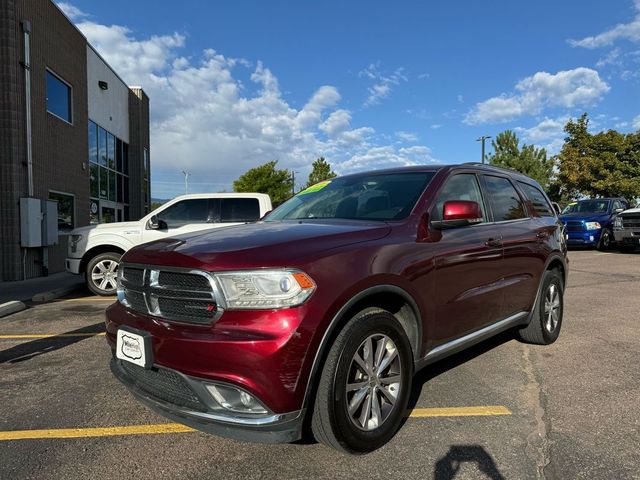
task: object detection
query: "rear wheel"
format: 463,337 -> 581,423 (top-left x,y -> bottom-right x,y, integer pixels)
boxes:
86,252 -> 121,296
517,269 -> 564,345
597,228 -> 612,251
311,310 -> 413,454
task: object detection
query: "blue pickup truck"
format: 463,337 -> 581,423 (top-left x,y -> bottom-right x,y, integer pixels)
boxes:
560,198 -> 629,250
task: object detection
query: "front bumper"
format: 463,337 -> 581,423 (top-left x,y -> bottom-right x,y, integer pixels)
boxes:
110,357 -> 304,443
565,230 -> 600,246
65,257 -> 82,274
614,228 -> 640,245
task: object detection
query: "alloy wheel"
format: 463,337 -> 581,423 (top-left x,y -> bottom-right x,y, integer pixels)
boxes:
544,283 -> 561,332
91,260 -> 119,292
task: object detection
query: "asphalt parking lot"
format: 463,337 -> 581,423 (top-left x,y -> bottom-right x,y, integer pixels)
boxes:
1,250 -> 639,480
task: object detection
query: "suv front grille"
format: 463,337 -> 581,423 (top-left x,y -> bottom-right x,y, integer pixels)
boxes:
120,360 -> 207,412
120,264 -> 220,325
565,221 -> 584,232
621,215 -> 640,229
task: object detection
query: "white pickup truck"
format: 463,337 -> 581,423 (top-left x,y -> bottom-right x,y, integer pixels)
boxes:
613,206 -> 640,253
66,193 -> 272,295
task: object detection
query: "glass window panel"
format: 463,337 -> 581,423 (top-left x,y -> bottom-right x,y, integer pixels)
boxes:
46,71 -> 71,122
48,192 -> 74,232
90,163 -> 99,198
117,174 -> 123,203
518,182 -> 554,217
124,206 -> 130,221
98,127 -> 107,167
116,138 -> 123,172
483,176 -> 526,221
108,170 -> 116,201
220,198 -> 261,222
157,199 -> 210,228
90,200 -> 99,225
123,143 -> 129,175
124,176 -> 130,204
107,133 -> 115,170
88,121 -> 98,164
143,148 -> 149,180
431,174 -> 485,222
99,167 -> 108,199
101,207 -> 115,224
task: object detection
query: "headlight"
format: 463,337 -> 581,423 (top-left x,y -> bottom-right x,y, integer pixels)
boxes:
585,222 -> 601,230
70,234 -> 83,253
614,216 -> 623,228
116,268 -> 128,306
214,269 -> 315,310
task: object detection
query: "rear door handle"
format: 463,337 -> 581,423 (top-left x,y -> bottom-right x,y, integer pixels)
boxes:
485,238 -> 502,248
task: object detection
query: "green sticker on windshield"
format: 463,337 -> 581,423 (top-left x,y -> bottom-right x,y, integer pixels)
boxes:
298,180 -> 331,195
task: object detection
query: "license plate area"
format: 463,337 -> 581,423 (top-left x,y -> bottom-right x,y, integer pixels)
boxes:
116,327 -> 153,369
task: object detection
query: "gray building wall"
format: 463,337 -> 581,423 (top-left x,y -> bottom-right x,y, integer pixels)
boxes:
128,88 -> 151,220
0,0 -> 150,282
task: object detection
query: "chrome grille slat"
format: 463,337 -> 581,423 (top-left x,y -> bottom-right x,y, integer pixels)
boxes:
120,263 -> 221,325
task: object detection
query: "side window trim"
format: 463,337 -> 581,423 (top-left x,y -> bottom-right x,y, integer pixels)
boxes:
479,174 -> 530,224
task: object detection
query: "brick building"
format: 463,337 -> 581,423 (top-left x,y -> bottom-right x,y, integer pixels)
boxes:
0,0 -> 150,281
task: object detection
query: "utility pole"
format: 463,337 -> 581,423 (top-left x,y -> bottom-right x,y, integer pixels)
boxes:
291,171 -> 299,196
476,135 -> 491,164
182,170 -> 190,194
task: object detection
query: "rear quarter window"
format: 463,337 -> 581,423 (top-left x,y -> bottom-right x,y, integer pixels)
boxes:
517,182 -> 554,217
220,198 -> 261,222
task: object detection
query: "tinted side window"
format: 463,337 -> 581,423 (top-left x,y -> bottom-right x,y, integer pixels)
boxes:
518,182 -> 554,217
157,199 -> 210,228
220,198 -> 260,222
431,174 -> 485,222
483,176 -> 526,221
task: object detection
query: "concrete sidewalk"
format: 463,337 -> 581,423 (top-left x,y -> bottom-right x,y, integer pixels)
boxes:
0,272 -> 85,304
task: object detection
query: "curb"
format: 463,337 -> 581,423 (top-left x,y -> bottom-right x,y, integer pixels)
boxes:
0,301 -> 26,318
31,283 -> 84,303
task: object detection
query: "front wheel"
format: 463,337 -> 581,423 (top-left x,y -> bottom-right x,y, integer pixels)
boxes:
597,228 -> 612,251
86,252 -> 121,296
311,310 -> 413,454
517,269 -> 564,345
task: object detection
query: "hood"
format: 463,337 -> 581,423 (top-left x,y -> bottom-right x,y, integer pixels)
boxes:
70,221 -> 141,236
560,212 -> 611,223
620,207 -> 640,216
123,220 -> 391,270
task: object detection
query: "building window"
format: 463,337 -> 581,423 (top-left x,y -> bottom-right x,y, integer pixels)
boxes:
46,70 -> 72,123
49,191 -> 75,232
143,147 -> 150,213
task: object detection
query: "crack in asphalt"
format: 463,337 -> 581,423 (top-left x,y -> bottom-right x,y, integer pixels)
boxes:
522,346 -> 555,480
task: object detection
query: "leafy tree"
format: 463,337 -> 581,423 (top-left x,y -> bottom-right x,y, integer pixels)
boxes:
233,161 -> 293,206
486,130 -> 554,189
306,157 -> 337,187
556,113 -> 640,200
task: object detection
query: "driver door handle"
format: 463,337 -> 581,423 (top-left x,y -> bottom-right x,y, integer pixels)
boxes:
485,238 -> 502,248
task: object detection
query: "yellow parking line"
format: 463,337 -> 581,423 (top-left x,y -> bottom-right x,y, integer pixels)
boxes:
0,333 -> 105,339
408,406 -> 512,417
0,406 -> 512,441
0,424 -> 194,441
55,297 -> 116,303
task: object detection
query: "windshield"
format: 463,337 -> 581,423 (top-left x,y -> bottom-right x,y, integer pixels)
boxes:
561,200 -> 610,214
266,171 -> 436,221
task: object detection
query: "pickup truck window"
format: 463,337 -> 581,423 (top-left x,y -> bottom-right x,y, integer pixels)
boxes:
431,173 -> 484,221
157,199 -> 210,228
220,198 -> 261,223
483,175 -> 526,221
517,182 -> 554,217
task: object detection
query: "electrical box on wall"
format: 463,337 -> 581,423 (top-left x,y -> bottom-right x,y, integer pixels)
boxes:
42,199 -> 58,246
20,197 -> 42,247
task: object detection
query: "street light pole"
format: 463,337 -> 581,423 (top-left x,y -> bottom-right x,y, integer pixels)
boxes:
291,171 -> 299,196
476,135 -> 491,164
181,170 -> 190,194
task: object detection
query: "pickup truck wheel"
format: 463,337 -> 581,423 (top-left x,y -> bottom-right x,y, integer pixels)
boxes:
596,228 -> 612,251
311,310 -> 413,454
619,245 -> 635,253
86,252 -> 121,296
517,269 -> 563,345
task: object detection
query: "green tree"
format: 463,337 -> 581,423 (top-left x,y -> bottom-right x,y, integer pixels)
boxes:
486,130 -> 554,189
556,113 -> 640,200
306,157 -> 337,187
233,161 -> 293,206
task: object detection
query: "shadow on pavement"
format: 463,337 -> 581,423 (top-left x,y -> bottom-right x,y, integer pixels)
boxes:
0,322 -> 105,364
434,445 -> 505,480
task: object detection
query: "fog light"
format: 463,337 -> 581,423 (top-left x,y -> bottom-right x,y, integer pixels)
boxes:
205,384 -> 268,414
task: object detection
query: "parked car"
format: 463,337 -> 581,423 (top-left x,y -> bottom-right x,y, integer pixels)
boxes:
66,193 -> 272,295
106,164 -> 568,453
613,206 -> 640,252
559,198 -> 629,250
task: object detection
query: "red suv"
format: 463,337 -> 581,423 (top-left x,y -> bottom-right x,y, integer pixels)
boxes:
107,164 -> 567,453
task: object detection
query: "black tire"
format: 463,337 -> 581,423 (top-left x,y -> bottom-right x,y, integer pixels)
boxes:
517,269 -> 564,345
311,310 -> 413,454
596,228 -> 612,251
85,252 -> 121,296
619,245 -> 636,254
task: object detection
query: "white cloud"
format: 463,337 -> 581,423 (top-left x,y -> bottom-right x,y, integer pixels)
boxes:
70,10 -> 436,195
568,1 -> 640,49
633,114 -> 640,129
464,68 -> 610,124
517,117 -> 568,143
56,2 -> 88,20
596,47 -> 623,67
395,131 -> 419,142
430,124 -> 442,129
359,63 -> 408,107
457,94 -> 464,103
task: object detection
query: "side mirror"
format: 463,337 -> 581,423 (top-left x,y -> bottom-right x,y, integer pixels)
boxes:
147,215 -> 167,230
432,200 -> 483,229
552,202 -> 561,215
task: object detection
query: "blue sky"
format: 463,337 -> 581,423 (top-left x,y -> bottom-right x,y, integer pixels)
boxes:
58,1 -> 640,198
